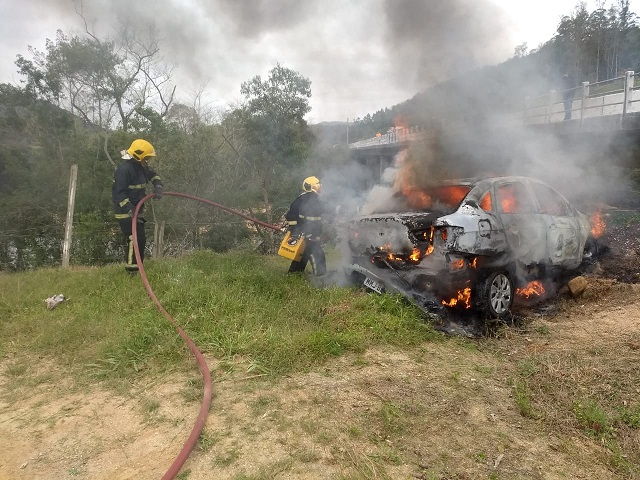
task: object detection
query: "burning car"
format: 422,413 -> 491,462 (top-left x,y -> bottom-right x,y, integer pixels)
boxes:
346,176 -> 597,318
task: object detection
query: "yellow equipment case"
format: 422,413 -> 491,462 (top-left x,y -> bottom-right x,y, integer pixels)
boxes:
277,231 -> 306,262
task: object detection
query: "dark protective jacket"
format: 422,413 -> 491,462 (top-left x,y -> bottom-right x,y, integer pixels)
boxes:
112,159 -> 163,219
285,191 -> 323,238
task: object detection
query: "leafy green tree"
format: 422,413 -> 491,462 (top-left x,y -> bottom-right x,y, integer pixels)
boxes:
16,29 -> 175,132
0,80 -> 114,269
225,64 -> 313,227
15,24 -> 176,169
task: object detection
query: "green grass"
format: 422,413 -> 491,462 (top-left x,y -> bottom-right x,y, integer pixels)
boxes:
619,404 -> 640,429
0,250 -> 440,385
176,469 -> 191,479
512,380 -> 539,419
607,208 -> 640,227
572,399 -> 614,438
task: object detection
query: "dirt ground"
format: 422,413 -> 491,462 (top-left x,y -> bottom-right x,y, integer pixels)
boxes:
1,222 -> 639,480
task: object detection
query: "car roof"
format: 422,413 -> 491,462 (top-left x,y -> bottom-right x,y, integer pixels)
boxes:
432,176 -> 550,194
439,176 -> 544,185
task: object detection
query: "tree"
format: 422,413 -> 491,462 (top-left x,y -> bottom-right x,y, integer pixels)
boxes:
226,64 -> 313,229
513,42 -> 529,59
15,21 -> 176,167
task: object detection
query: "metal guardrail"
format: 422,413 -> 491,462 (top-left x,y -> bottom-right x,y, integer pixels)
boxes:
349,126 -> 425,149
524,70 -> 640,126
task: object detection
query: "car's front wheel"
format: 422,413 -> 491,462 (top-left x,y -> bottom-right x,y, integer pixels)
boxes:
477,270 -> 514,319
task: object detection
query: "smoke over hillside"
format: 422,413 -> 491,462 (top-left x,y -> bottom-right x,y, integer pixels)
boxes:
382,0 -> 511,89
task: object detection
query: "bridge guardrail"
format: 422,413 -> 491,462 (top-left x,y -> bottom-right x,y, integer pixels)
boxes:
349,126 -> 427,149
525,70 -> 640,126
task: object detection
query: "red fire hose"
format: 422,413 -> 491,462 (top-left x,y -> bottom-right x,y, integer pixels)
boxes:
131,192 -> 282,479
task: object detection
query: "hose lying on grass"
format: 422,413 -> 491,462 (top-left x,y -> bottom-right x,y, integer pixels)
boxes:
131,192 -> 282,480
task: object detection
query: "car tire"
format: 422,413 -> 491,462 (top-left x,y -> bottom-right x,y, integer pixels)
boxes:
477,270 -> 514,319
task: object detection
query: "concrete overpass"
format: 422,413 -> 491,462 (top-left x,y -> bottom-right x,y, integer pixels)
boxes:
348,126 -> 427,187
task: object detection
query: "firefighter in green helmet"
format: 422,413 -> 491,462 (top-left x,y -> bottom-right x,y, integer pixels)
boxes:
284,176 -> 326,276
112,139 -> 164,273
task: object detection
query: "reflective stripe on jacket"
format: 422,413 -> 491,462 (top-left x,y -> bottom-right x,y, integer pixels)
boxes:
112,159 -> 163,217
285,191 -> 323,237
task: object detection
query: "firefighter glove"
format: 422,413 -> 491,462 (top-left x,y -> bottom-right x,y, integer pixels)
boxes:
154,185 -> 163,200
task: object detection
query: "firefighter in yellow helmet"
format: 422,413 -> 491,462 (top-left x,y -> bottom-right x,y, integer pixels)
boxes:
285,176 -> 326,276
112,139 -> 164,273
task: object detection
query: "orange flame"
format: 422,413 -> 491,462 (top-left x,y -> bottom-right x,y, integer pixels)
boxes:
480,192 -> 492,211
499,186 -> 518,213
590,210 -> 606,238
381,245 -> 426,264
449,257 -> 476,271
516,280 -> 545,299
395,160 -> 471,211
403,188 -> 432,209
394,115 -> 409,130
436,185 -> 471,207
441,287 -> 472,309
451,258 -> 465,270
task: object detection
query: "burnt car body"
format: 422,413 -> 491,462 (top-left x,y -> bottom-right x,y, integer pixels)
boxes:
346,176 -> 594,318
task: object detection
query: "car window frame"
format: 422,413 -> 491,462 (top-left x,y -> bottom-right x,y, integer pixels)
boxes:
528,180 -> 571,217
495,181 -> 538,215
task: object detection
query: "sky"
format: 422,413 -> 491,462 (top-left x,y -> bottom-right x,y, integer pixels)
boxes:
0,0 -> 636,123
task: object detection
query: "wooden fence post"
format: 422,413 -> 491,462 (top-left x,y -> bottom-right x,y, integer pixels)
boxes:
62,164 -> 78,268
158,221 -> 165,258
153,220 -> 165,258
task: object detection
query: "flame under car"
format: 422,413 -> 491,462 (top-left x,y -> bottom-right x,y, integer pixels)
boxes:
346,176 -> 594,318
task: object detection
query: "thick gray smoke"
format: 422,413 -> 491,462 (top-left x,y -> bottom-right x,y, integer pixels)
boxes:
3,0 -> 516,121
382,0 -> 512,89
212,1 -> 319,38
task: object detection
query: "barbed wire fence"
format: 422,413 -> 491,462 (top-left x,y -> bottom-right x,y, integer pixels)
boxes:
0,217 -> 283,272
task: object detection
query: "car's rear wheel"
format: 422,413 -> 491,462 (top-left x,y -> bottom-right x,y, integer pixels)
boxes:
477,270 -> 514,319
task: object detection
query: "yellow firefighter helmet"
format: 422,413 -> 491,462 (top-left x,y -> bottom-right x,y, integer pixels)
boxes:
126,139 -> 156,162
302,176 -> 322,194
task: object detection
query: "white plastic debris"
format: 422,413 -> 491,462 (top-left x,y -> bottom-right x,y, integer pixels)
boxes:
45,294 -> 66,310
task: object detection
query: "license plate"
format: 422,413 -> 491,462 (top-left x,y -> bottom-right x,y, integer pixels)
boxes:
364,276 -> 384,294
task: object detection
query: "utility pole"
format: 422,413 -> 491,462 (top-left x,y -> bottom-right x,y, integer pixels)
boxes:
346,117 -> 349,144
346,117 -> 349,162
62,164 -> 78,268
